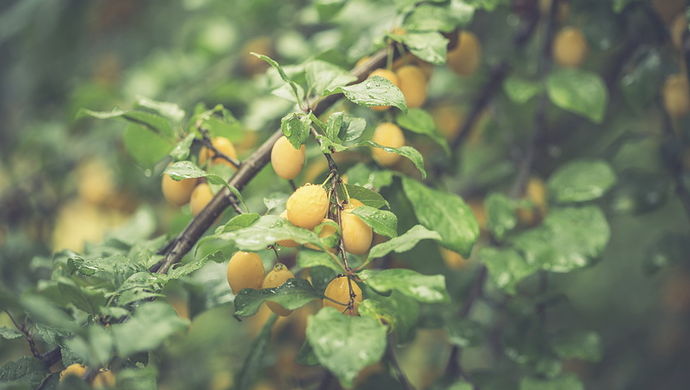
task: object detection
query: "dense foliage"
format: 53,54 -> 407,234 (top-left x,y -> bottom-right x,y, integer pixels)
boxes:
1,0 -> 689,389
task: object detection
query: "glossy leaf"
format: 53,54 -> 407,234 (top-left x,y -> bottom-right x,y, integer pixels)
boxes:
401,177 -> 479,257
485,193 -> 518,240
345,184 -> 389,209
396,32 -> 448,65
547,68 -> 608,123
351,205 -> 398,238
331,76 -> 407,112
359,291 -> 419,342
479,247 -> 539,294
281,112 -> 311,148
306,307 -> 387,388
305,60 -> 356,97
396,108 -> 449,153
111,302 -> 189,357
359,269 -> 450,303
234,278 -> 321,317
368,225 -> 441,260
367,142 -> 426,178
547,160 -> 617,203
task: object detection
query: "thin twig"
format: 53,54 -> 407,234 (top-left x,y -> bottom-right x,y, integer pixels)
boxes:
198,129 -> 242,169
6,311 -> 41,359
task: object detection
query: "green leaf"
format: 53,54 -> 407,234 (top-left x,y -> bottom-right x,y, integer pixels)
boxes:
547,160 -> 617,203
169,133 -> 195,160
401,177 -> 479,257
64,325 -> 115,366
111,302 -> 189,357
479,247 -> 539,294
317,112 -> 370,153
234,278 -> 321,317
297,250 -> 344,273
191,104 -> 244,141
114,367 -> 158,390
234,315 -> 277,390
510,206 -> 610,273
305,60 -> 356,97
485,193 -> 518,240
217,215 -> 324,251
547,68 -> 608,123
219,213 -> 262,233
402,4 -> 469,32
359,291 -> 419,342
164,161 -> 207,180
331,76 -> 407,112
79,109 -> 175,139
552,331 -> 602,362
281,112 -> 311,148
345,184 -> 389,209
0,357 -> 48,389
21,294 -> 79,332
504,76 -> 542,103
396,108 -> 449,153
367,142 -> 426,178
252,53 -> 304,103
368,225 -> 441,260
314,0 -> 347,21
351,205 -> 398,238
346,164 -> 394,190
359,269 -> 450,303
136,96 -> 185,123
123,122 -> 175,168
53,278 -> 107,315
519,374 -> 584,390
0,327 -> 22,340
306,307 -> 387,388
620,50 -> 663,110
396,32 -> 449,65
447,381 -> 474,390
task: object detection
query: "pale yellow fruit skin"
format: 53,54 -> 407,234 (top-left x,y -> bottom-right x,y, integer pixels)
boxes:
78,158 -> 115,205
305,218 -> 338,251
440,248 -> 469,270
271,136 -> 306,180
190,183 -> 214,216
93,370 -> 116,388
372,123 -> 405,167
323,276 -> 363,315
161,174 -> 197,206
369,69 -> 400,111
447,31 -> 481,76
341,199 -> 373,255
199,137 -> 238,167
663,74 -> 690,118
433,104 -> 464,140
262,264 -> 296,316
60,364 -> 87,381
396,65 -> 427,108
277,210 -> 299,247
227,251 -> 265,294
553,27 -> 588,68
286,184 -> 329,229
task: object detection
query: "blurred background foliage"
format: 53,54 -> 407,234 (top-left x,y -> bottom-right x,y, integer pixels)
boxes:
1,0 -> 690,389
